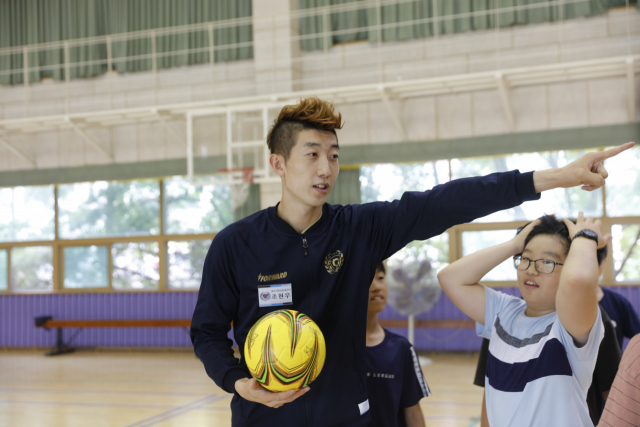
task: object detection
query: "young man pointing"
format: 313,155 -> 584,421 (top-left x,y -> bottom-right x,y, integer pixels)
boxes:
191,96 -> 633,427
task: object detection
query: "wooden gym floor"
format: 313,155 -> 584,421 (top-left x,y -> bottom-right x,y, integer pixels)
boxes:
0,349 -> 482,427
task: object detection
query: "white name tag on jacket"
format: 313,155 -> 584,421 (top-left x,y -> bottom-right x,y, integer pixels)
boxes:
258,284 -> 293,307
358,399 -> 369,415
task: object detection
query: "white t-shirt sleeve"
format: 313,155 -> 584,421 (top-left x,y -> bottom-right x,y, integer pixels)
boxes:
476,286 -> 518,339
554,307 -> 604,391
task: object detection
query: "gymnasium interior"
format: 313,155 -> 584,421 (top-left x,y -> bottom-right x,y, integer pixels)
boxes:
0,1 -> 639,426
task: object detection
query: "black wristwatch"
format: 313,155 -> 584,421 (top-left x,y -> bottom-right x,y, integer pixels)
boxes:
572,229 -> 599,245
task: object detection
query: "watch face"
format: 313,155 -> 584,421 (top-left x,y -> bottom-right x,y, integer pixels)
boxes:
582,230 -> 598,239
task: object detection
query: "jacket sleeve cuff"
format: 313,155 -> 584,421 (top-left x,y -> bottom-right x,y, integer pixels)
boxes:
223,368 -> 252,394
515,171 -> 541,203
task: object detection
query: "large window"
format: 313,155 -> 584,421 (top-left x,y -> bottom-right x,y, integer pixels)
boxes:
462,230 -> 517,281
0,186 -> 55,242
112,242 -> 160,290
0,250 -> 7,290
63,246 -> 109,289
362,162 -> 451,287
11,246 -> 53,291
1,145 -> 638,293
58,180 -> 160,239
163,177 -> 234,234
0,175 -> 251,293
361,145 -> 640,286
167,240 -> 210,289
612,224 -> 640,283
451,149 -> 603,222
604,146 -> 640,217
360,161 -> 449,203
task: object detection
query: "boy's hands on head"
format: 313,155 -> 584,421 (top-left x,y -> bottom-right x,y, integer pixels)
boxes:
557,211 -> 603,346
533,142 -> 634,193
563,212 -> 608,249
436,219 -> 546,324
235,378 -> 310,409
511,218 -> 542,254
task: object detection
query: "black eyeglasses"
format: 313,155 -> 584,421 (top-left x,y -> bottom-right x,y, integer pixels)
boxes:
513,256 -> 563,274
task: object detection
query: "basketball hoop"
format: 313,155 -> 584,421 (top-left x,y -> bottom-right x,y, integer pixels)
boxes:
219,167 -> 254,211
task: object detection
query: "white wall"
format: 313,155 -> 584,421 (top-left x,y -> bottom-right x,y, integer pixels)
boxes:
0,7 -> 638,174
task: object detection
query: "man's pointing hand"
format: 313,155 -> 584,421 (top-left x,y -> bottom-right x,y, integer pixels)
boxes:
533,142 -> 635,193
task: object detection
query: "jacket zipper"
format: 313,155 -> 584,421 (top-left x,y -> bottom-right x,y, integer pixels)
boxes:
300,233 -> 311,425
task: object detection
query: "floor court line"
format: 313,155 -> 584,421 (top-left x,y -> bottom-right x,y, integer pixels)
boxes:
1,378 -> 214,387
0,400 -> 175,409
0,387 -> 210,397
128,395 -> 230,427
124,394 -> 218,427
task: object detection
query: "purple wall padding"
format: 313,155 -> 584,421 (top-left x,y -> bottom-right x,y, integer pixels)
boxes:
2,287 -> 639,351
0,292 -> 199,348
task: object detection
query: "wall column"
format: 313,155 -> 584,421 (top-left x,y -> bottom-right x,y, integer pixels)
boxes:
252,0 -> 301,95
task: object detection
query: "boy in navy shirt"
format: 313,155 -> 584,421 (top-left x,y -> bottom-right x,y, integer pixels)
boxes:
597,285 -> 640,350
366,261 -> 430,427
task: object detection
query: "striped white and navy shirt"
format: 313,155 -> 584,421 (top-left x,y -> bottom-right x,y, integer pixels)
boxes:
478,286 -> 604,427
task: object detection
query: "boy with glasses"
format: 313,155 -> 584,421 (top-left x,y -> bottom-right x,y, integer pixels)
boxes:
473,242 -> 622,426
438,214 -> 607,426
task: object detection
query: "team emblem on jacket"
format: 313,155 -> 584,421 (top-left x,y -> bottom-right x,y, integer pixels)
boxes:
260,292 -> 271,301
324,250 -> 344,274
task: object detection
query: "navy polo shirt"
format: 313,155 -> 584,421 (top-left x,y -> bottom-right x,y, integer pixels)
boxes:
366,329 -> 430,427
600,288 -> 640,349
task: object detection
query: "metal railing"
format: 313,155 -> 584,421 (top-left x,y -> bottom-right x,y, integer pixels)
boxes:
0,0 -> 637,101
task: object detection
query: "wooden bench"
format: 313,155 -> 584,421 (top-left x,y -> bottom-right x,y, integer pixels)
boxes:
35,317 -> 192,356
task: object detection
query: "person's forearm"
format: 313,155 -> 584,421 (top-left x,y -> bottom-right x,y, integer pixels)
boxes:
559,238 -> 599,291
404,405 -> 426,427
532,169 -> 561,193
439,240 -> 518,289
556,237 -> 599,344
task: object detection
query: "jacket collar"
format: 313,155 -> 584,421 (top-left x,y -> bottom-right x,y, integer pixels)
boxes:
268,203 -> 329,235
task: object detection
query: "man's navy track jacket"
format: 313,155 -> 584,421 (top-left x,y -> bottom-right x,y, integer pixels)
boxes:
190,170 -> 540,427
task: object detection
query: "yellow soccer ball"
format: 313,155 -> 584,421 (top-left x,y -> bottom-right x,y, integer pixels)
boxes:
244,309 -> 326,392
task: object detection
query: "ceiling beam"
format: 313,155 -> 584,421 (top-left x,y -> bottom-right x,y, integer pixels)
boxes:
627,57 -> 636,122
0,135 -> 37,168
379,88 -> 409,141
66,119 -> 114,162
495,72 -> 516,132
157,115 -> 186,147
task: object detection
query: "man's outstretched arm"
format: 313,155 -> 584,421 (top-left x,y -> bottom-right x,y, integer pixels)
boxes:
533,142 -> 634,192
358,143 -> 633,262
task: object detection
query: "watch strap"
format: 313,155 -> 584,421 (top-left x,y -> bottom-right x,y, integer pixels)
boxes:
572,229 -> 598,245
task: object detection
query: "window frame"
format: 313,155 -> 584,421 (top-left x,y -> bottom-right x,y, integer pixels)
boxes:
1,154 -> 639,293
0,179 -> 219,294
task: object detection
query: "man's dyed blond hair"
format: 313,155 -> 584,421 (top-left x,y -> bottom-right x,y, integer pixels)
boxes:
266,97 -> 344,161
